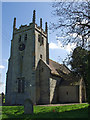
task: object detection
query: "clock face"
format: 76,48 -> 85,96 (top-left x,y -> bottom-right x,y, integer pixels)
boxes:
19,43 -> 25,51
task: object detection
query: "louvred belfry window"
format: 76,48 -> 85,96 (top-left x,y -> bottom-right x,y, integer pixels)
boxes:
42,37 -> 44,45
24,34 -> 27,41
38,34 -> 40,42
19,35 -> 21,43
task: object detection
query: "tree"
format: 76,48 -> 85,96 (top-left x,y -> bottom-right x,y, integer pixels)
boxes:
70,47 -> 88,82
50,0 -> 90,103
68,47 -> 90,102
87,51 -> 90,104
50,0 -> 90,48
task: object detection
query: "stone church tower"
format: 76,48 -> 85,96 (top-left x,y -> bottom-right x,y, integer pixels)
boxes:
5,10 -> 49,105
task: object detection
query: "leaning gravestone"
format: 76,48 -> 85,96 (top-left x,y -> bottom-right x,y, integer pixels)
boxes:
24,99 -> 33,114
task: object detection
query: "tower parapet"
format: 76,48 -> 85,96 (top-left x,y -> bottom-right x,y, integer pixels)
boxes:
13,17 -> 16,30
32,10 -> 36,24
13,10 -> 47,36
40,18 -> 42,28
45,22 -> 48,34
13,17 -> 16,39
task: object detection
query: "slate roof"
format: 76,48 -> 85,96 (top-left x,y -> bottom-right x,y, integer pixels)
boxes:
60,74 -> 81,86
49,59 -> 70,77
49,59 -> 80,85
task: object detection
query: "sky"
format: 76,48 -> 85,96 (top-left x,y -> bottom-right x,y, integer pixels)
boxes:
0,1 -> 76,94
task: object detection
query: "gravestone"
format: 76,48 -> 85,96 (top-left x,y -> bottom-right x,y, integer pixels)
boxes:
24,99 -> 33,114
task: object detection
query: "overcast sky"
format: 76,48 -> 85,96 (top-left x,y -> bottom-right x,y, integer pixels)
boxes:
0,1 -> 77,93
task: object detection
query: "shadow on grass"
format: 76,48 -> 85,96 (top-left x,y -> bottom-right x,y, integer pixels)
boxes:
1,107 -> 89,120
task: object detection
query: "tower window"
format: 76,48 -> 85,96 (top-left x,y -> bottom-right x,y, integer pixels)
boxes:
38,34 -> 40,42
40,37 -> 44,46
42,37 -> 44,45
40,54 -> 42,59
22,56 -> 23,59
18,79 -> 24,93
19,35 -> 21,43
24,34 -> 27,41
66,92 -> 68,95
42,67 -> 44,72
33,56 -> 35,67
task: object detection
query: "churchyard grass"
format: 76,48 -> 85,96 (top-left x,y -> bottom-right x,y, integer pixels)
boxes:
0,103 -> 89,119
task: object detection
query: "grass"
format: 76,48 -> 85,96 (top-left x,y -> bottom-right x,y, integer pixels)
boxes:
0,103 -> 89,119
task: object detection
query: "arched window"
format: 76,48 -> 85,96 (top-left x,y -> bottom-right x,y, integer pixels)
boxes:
24,34 -> 27,41
38,34 -> 40,42
40,54 -> 42,59
66,91 -> 68,95
38,34 -> 44,45
19,35 -> 21,43
42,67 -> 44,72
18,79 -> 25,93
42,37 -> 44,45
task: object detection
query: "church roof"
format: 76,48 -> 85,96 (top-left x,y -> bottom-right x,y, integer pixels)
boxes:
49,59 -> 70,77
49,59 -> 80,85
60,74 -> 81,86
39,59 -> 80,85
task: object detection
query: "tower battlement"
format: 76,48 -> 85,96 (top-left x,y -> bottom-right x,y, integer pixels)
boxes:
13,10 -> 48,36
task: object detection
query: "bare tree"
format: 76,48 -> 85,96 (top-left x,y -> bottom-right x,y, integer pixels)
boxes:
50,0 -> 90,48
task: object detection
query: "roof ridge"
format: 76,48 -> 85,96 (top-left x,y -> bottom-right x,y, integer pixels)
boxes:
49,59 -> 62,66
40,59 -> 52,70
49,59 -> 71,72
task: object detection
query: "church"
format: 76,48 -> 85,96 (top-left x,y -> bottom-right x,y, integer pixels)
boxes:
5,10 -> 86,105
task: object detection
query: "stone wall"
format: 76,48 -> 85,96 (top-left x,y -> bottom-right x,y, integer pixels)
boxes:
59,86 -> 79,103
35,25 -> 47,67
50,75 -> 61,103
36,60 -> 50,104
